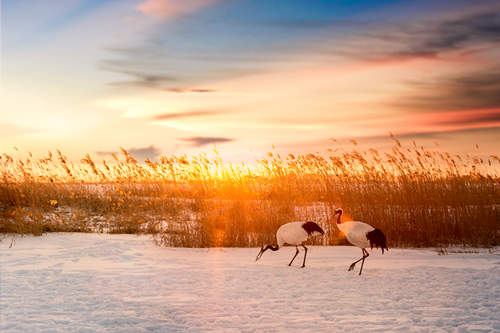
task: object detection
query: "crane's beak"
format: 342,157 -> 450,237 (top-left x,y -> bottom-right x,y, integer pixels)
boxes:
255,246 -> 265,261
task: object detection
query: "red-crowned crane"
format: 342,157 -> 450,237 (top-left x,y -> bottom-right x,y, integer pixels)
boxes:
334,208 -> 388,275
255,221 -> 325,267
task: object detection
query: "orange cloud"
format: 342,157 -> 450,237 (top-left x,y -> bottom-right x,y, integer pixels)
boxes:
137,0 -> 220,19
369,109 -> 500,137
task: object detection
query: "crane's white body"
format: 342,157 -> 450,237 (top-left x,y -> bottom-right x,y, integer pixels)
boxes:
336,221 -> 375,249
277,222 -> 321,246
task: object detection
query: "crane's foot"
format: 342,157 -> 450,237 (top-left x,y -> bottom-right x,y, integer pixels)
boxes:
348,263 -> 356,271
301,265 -> 306,268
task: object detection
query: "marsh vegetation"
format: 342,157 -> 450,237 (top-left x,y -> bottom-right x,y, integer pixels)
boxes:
1,138 -> 499,247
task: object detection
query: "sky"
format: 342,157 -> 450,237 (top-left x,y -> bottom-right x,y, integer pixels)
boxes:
1,0 -> 499,161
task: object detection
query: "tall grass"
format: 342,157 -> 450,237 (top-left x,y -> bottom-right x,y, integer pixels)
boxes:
1,138 -> 499,247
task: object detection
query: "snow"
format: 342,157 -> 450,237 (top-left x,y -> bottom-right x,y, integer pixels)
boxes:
1,234 -> 499,332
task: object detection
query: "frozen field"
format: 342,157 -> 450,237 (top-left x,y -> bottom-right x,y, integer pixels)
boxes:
1,233 -> 499,332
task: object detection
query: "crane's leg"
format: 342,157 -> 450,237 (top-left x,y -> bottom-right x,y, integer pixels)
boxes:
348,248 -> 369,272
358,248 -> 369,275
301,245 -> 308,268
288,246 -> 300,266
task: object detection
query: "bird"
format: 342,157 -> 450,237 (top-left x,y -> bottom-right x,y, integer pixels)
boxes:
255,221 -> 325,267
334,208 -> 388,275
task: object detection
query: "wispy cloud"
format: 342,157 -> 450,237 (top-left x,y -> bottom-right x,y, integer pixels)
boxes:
136,0 -> 220,19
96,145 -> 162,160
179,136 -> 234,147
102,4 -> 500,92
353,8 -> 500,62
433,109 -> 500,127
366,108 -> 500,139
100,46 -> 269,89
163,88 -> 217,93
360,126 -> 500,143
100,1 -> 330,89
99,61 -> 177,88
390,68 -> 500,112
152,110 -> 225,120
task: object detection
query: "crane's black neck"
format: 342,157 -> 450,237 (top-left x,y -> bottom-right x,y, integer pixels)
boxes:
336,210 -> 343,224
256,244 -> 279,261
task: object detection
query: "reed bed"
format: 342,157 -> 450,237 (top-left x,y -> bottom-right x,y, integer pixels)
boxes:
1,138 -> 499,247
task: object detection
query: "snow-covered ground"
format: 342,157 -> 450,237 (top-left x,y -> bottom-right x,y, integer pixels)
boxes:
1,234 -> 499,332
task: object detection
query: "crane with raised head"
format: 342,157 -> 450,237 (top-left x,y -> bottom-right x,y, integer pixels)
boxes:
334,208 -> 388,275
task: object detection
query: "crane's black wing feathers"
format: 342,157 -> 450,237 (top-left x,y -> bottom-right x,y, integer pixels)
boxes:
366,228 -> 388,254
302,222 -> 325,236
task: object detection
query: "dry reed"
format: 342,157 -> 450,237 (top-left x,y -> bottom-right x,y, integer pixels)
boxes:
1,138 -> 498,247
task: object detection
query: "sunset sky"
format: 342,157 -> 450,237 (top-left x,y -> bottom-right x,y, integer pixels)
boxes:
1,0 -> 499,161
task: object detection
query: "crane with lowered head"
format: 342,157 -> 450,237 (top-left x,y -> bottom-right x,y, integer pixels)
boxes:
256,221 -> 325,267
